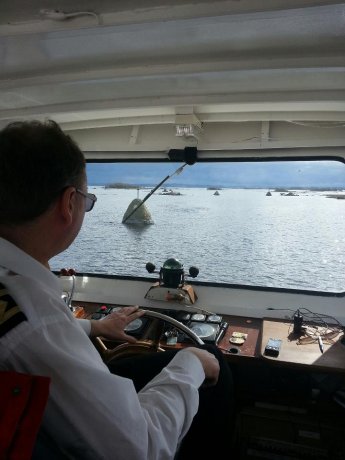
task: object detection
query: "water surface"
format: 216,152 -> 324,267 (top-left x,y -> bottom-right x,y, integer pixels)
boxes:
51,188 -> 345,292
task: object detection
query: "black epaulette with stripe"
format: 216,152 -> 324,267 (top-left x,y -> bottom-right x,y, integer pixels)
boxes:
0,282 -> 27,338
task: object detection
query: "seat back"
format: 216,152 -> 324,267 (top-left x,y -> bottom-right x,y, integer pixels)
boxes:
0,371 -> 50,460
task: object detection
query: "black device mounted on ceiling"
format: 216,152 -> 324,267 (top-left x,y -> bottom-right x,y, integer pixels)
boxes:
168,147 -> 197,165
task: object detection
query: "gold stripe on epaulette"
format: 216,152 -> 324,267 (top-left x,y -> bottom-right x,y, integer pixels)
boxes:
0,299 -> 7,319
0,286 -> 27,337
0,304 -> 21,325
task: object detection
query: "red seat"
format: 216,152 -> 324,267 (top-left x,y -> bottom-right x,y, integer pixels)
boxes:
0,371 -> 50,460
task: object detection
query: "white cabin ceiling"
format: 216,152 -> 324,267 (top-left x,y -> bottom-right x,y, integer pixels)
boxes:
0,1 -> 344,156
0,1 -> 341,26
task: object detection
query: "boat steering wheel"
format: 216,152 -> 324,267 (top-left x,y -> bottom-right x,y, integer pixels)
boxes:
93,310 -> 204,363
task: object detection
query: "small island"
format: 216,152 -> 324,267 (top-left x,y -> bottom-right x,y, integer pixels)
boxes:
325,194 -> 345,200
105,182 -> 138,189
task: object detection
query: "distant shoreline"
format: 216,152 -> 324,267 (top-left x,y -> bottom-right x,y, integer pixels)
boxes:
104,182 -> 139,189
97,183 -> 345,192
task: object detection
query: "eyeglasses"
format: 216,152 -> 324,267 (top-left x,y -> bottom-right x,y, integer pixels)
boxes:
76,189 -> 97,212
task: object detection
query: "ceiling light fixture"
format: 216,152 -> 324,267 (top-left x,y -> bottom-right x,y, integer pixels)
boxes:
175,113 -> 203,140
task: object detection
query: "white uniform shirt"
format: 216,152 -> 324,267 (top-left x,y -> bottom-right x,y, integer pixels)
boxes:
0,237 -> 205,459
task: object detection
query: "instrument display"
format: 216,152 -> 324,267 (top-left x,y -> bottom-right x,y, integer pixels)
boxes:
91,306 -> 228,344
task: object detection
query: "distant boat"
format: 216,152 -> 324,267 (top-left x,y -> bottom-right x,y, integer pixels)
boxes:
214,191 -> 220,196
122,198 -> 154,225
159,189 -> 182,196
266,191 -> 272,196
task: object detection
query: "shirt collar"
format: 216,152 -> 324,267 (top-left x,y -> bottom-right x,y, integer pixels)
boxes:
0,237 -> 61,293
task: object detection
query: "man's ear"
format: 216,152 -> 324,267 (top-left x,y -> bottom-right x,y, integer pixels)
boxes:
59,187 -> 76,225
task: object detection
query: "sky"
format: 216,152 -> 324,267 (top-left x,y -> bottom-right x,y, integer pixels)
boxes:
86,160 -> 345,189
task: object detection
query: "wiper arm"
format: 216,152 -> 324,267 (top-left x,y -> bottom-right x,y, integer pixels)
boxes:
122,163 -> 187,224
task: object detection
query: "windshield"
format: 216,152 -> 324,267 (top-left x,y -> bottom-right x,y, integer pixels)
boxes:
50,159 -> 345,293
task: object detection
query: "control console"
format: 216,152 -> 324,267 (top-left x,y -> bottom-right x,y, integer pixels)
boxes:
90,306 -> 228,345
